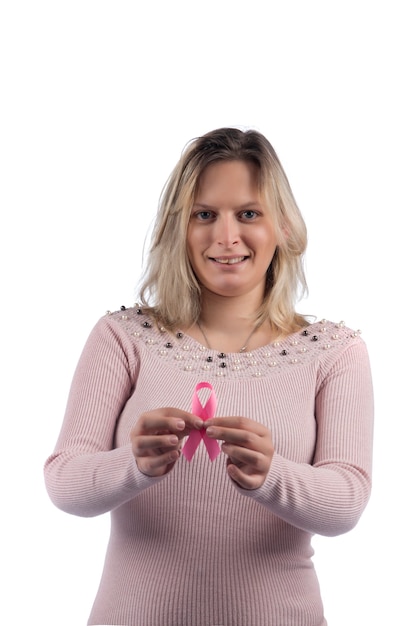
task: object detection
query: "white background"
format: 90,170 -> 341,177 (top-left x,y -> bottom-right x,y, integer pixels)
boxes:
1,1 -> 415,624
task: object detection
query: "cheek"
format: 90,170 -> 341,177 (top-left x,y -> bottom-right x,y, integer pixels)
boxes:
257,225 -> 279,250
187,227 -> 209,256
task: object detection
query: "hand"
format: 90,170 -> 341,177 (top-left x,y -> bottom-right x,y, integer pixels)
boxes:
131,408 -> 203,477
205,416 -> 274,490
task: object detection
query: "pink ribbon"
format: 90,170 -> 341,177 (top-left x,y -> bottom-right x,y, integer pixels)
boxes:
182,382 -> 220,462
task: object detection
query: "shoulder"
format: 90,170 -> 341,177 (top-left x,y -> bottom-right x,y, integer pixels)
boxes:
293,317 -> 367,358
98,304 -> 164,346
294,318 -> 364,348
98,304 -> 151,334
295,318 -> 371,381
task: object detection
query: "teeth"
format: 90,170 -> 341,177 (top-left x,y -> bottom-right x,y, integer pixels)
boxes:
214,257 -> 245,264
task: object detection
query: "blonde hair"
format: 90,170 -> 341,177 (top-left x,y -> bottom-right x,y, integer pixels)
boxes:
138,127 -> 308,334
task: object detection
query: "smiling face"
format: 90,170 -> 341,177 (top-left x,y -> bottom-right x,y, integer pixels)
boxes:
186,160 -> 278,303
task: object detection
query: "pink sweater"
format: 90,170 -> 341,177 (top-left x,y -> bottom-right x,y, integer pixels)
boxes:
44,307 -> 374,626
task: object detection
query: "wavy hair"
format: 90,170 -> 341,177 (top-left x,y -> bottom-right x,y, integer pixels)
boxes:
138,127 -> 308,334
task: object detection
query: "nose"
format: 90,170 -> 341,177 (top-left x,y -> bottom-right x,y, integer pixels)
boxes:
214,213 -> 240,247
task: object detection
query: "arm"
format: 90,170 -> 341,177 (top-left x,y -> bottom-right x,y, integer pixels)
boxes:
207,340 -> 374,537
44,316 -> 164,517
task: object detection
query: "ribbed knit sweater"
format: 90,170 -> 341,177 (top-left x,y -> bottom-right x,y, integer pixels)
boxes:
44,307 -> 374,626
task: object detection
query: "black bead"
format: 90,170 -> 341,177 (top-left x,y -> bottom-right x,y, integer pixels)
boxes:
302,330 -> 309,336
176,332 -> 183,339
311,335 -> 319,341
218,352 -> 226,359
136,308 -> 143,315
165,342 -> 173,348
280,349 -> 288,356
142,321 -> 151,328
219,362 -> 227,368
120,305 -> 126,311
206,356 -> 213,362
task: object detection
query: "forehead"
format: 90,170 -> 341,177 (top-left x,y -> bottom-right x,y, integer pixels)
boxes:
195,160 -> 261,202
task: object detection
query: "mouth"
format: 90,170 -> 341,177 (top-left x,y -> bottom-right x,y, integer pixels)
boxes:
210,256 -> 248,265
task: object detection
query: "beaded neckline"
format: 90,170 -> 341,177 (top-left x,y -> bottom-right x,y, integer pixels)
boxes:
108,305 -> 362,379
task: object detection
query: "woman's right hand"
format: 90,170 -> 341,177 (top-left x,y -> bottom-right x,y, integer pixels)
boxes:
131,408 -> 203,477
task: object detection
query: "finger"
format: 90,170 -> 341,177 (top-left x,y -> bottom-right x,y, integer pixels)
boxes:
206,425 -> 261,449
226,463 -> 263,490
205,416 -> 268,436
221,443 -> 267,469
135,412 -> 202,436
133,433 -> 180,454
138,449 -> 181,476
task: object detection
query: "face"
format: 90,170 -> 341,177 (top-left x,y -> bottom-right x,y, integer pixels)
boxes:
186,160 -> 278,302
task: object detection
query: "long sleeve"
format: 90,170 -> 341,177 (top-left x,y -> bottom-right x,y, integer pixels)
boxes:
44,308 -> 373,625
44,316 -> 163,517
238,340 -> 374,536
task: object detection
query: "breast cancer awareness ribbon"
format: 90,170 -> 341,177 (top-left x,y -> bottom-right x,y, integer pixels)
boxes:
182,382 -> 220,462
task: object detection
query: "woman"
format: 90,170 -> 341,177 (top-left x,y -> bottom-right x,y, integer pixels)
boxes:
44,127 -> 374,625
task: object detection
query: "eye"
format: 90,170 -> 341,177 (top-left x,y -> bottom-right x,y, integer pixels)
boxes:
240,210 -> 259,220
194,210 -> 215,221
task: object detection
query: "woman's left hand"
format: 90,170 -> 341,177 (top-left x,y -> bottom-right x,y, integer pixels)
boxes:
205,416 -> 274,490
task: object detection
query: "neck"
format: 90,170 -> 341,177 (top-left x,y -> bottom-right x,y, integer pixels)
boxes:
195,290 -> 271,353
198,290 -> 261,333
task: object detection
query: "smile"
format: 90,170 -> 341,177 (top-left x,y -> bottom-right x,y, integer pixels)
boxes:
211,256 -> 247,265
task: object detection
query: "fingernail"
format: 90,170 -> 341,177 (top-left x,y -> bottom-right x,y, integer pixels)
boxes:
177,420 -> 186,430
194,418 -> 203,429
169,435 -> 178,444
206,426 -> 214,436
